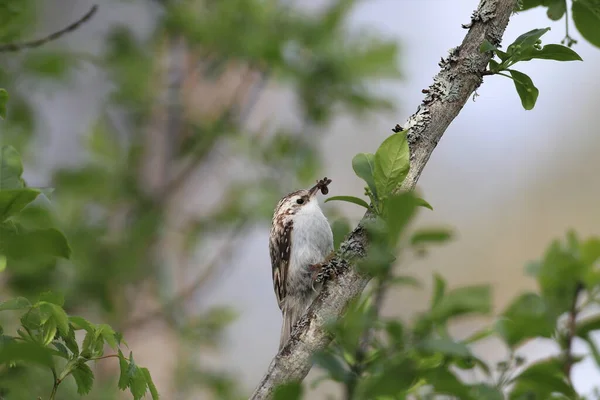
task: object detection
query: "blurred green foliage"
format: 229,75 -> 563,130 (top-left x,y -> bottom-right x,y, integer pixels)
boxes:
1,0 -> 600,399
0,0 -> 401,398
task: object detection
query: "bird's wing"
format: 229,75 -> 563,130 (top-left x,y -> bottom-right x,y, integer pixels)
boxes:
270,220 -> 293,311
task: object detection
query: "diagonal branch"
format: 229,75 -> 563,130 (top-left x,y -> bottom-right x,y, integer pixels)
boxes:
0,5 -> 98,52
249,0 -> 517,398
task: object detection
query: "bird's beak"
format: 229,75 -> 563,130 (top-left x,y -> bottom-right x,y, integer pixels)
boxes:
308,182 -> 321,198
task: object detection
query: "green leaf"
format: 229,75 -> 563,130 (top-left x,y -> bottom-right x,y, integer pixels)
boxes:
431,273 -> 446,309
0,254 -> 5,272
312,351 -> 349,382
69,316 -> 95,332
71,361 -> 94,395
52,341 -> 70,358
535,239 -> 585,317
22,51 -> 73,79
389,275 -> 422,288
382,192 -> 418,247
572,0 -> 600,48
431,285 -> 492,322
130,366 -> 148,400
509,357 -> 577,399
495,49 -> 509,62
518,44 -> 583,62
63,327 -> 80,356
373,132 -> 410,199
507,27 -> 551,54
415,197 -> 433,210
273,382 -> 303,400
0,89 -> 7,119
469,384 -> 504,400
581,237 -> 600,266
547,0 -> 567,20
141,367 -> 159,400
576,315 -> 600,338
39,302 -> 70,337
81,330 -> 97,357
357,357 -> 417,398
0,189 -> 40,222
423,368 -> 474,399
419,337 -> 472,358
352,153 -> 377,197
97,324 -> 118,349
411,228 -> 453,246
0,341 -> 54,367
324,195 -> 370,209
38,291 -> 65,306
41,318 -> 58,346
0,297 -> 31,311
118,349 -> 130,390
479,40 -> 497,53
583,335 -> 600,368
0,145 -> 25,190
508,69 -> 539,110
463,326 -> 495,344
1,227 -> 71,259
495,292 -> 555,348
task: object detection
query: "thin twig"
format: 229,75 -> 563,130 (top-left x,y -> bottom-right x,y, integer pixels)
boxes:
0,5 -> 98,52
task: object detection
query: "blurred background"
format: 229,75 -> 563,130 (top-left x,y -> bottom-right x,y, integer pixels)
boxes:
1,0 -> 600,398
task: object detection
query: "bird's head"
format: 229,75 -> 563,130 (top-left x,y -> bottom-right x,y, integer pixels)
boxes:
272,177 -> 332,222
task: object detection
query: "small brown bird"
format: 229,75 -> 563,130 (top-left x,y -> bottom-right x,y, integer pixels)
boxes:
269,177 -> 333,350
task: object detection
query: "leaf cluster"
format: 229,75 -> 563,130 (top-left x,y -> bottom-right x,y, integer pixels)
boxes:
517,0 -> 600,48
481,27 -> 582,110
0,291 -> 158,399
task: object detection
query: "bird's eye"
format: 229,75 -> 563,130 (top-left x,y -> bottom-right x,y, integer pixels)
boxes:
296,198 -> 304,205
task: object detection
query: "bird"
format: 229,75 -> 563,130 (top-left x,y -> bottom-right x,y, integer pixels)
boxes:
269,177 -> 334,350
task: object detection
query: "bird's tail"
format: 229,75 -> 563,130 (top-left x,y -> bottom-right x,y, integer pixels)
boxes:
279,306 -> 301,351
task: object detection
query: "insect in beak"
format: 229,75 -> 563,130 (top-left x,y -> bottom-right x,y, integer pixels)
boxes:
308,177 -> 332,198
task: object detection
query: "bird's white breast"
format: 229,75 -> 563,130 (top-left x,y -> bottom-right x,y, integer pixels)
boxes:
289,201 -> 333,274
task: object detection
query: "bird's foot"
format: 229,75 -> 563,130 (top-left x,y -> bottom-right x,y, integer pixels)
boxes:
310,253 -> 339,290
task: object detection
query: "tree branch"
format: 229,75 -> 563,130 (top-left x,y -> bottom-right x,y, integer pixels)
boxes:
0,5 -> 98,52
249,0 -> 517,398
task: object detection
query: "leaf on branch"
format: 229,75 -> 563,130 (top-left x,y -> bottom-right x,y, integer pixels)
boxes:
352,152 -> 378,198
273,382 -> 303,400
373,132 -> 410,199
0,341 -> 55,367
508,69 -> 539,110
71,361 -> 94,395
509,357 -> 577,399
410,228 -> 453,246
324,195 -> 370,209
141,367 -> 160,400
0,296 -> 32,312
312,351 -> 350,383
38,291 -> 65,306
572,0 -> 600,48
0,189 -> 40,222
506,27 -> 551,54
1,227 -> 72,260
431,285 -> 492,323
517,44 -> 582,62
0,145 -> 25,190
495,292 -> 555,348
415,197 -> 433,210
